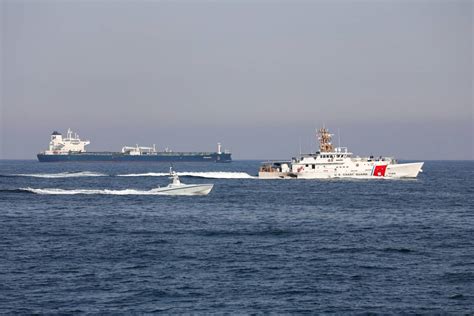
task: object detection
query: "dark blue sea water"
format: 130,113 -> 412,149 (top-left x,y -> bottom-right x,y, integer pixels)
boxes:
1,160 -> 473,314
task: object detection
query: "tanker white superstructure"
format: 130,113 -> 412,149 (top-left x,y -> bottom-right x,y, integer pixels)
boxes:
259,127 -> 423,179
44,129 -> 90,154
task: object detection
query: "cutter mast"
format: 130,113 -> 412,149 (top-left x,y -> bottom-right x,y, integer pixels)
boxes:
317,127 -> 333,153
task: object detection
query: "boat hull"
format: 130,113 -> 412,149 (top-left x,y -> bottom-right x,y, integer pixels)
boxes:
385,162 -> 424,178
259,162 -> 424,179
37,152 -> 232,163
153,184 -> 214,195
258,171 -> 296,179
295,162 -> 424,179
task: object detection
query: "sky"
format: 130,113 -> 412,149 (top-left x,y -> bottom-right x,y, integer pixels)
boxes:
1,0 -> 472,160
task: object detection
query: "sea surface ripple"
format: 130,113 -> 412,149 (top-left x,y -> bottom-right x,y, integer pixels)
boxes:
0,160 -> 473,313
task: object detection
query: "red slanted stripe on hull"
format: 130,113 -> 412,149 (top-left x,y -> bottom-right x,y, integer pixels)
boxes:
373,165 -> 387,177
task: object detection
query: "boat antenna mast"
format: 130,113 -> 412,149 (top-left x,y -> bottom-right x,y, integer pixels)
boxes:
338,128 -> 341,149
317,127 -> 334,153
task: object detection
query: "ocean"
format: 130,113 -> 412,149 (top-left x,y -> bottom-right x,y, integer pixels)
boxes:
0,160 -> 472,313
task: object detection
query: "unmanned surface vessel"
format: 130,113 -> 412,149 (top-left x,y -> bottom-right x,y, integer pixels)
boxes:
153,167 -> 214,195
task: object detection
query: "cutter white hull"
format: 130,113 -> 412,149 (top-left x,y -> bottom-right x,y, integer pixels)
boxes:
294,162 -> 423,179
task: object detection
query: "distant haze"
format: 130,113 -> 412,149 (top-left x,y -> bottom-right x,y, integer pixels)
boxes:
1,0 -> 472,160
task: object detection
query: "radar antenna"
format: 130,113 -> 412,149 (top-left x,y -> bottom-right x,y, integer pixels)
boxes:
317,127 -> 333,152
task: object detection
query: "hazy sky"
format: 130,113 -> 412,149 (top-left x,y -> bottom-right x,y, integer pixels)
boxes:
1,0 -> 472,160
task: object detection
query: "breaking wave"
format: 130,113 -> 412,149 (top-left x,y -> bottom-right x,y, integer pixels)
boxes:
20,187 -> 171,195
117,172 -> 256,179
12,172 -> 107,178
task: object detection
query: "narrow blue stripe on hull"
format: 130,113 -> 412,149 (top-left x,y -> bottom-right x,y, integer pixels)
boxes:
37,153 -> 232,163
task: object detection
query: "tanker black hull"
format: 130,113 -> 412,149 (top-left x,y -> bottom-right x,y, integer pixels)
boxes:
37,152 -> 232,163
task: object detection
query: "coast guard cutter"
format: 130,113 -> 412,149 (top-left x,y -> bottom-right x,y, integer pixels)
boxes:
259,127 -> 423,179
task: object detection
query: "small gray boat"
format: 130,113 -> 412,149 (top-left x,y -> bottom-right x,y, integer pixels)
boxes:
153,168 -> 214,195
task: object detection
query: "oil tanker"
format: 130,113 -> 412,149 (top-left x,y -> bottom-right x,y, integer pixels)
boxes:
37,129 -> 232,163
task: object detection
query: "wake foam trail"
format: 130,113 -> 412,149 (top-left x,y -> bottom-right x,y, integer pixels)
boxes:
117,172 -> 256,179
0,189 -> 36,194
179,172 -> 256,179
20,187 -> 171,195
12,171 -> 107,178
118,172 -> 168,177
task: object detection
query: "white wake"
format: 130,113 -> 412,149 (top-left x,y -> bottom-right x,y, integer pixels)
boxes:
14,171 -> 107,178
21,187 -> 171,195
117,172 -> 168,177
117,172 -> 256,179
